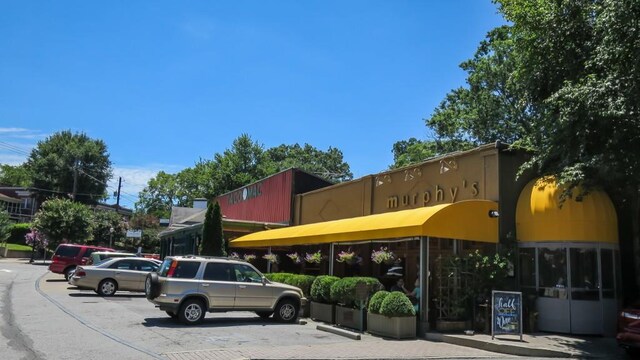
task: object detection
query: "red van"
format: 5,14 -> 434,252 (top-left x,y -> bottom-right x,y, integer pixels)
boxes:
49,244 -> 115,280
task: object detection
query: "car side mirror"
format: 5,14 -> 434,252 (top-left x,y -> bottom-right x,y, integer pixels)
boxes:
262,276 -> 267,285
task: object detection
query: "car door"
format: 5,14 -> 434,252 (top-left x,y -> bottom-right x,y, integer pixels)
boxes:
232,263 -> 273,309
200,263 -> 236,309
128,259 -> 160,291
108,259 -> 140,291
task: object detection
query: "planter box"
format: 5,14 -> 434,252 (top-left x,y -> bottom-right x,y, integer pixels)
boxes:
310,302 -> 335,323
335,305 -> 366,331
435,319 -> 471,333
367,313 -> 416,339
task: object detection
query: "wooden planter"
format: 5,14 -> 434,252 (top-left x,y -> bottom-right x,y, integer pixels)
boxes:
335,305 -> 366,331
367,313 -> 416,339
310,301 -> 335,323
435,319 -> 471,333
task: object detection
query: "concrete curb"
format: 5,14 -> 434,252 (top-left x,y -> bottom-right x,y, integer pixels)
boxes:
317,324 -> 362,340
426,333 -> 575,358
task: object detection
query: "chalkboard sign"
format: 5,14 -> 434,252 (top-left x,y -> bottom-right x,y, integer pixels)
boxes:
491,290 -> 522,341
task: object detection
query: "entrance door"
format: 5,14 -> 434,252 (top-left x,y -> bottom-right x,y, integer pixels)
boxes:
569,248 -> 602,334
536,246 -> 571,333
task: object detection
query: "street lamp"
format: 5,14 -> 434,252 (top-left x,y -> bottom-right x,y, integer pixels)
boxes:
109,227 -> 115,248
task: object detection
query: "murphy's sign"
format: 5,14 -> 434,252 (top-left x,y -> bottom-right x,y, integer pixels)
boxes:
386,179 -> 479,209
228,182 -> 263,205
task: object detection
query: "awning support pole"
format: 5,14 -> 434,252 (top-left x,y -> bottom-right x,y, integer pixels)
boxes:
267,247 -> 272,273
329,243 -> 335,275
420,236 -> 429,334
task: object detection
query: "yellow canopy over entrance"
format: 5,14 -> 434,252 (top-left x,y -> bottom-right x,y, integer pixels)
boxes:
230,200 -> 499,248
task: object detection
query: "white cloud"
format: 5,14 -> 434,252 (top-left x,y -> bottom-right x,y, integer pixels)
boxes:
107,164 -> 184,208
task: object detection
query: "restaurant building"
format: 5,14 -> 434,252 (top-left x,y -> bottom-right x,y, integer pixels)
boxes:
231,143 -> 622,336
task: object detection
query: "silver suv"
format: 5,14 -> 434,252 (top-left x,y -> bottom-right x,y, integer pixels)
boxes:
145,256 -> 306,325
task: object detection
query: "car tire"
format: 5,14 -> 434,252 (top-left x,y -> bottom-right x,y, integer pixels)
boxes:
97,279 -> 118,296
145,273 -> 161,300
256,311 -> 273,319
64,267 -> 76,281
166,311 -> 178,319
273,299 -> 299,323
178,298 -> 205,325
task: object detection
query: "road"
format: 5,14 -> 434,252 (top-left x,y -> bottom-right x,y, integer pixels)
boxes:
0,258 -> 522,360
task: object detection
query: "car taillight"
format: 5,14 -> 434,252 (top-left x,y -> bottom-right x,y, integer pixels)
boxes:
75,270 -> 86,277
166,261 -> 178,278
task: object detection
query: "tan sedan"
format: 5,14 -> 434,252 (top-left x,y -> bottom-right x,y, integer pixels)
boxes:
69,257 -> 161,296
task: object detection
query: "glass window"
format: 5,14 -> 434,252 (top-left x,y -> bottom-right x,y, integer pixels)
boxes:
601,249 -> 614,299
203,263 -> 235,281
538,247 -> 568,298
519,248 -> 536,288
570,248 -> 599,301
172,261 -> 200,279
54,245 -> 81,257
110,260 -> 134,270
234,264 -> 263,283
158,259 -> 172,277
615,250 -> 622,299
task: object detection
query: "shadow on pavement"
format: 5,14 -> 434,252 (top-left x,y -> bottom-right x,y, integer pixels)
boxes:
46,279 -> 67,282
142,316 -> 297,329
68,292 -> 146,299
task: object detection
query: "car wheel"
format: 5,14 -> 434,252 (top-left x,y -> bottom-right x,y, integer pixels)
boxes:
145,273 -> 161,300
256,311 -> 273,319
97,279 -> 118,296
64,267 -> 76,281
273,299 -> 298,323
178,298 -> 205,325
166,311 -> 178,319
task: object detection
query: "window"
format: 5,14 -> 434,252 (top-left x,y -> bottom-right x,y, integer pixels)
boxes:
234,264 -> 262,283
519,248 -> 536,287
538,247 -> 567,298
601,249 -> 614,299
54,246 -> 81,258
203,263 -> 235,281
172,261 -> 200,279
137,260 -> 159,272
110,260 -> 135,270
570,248 -> 599,301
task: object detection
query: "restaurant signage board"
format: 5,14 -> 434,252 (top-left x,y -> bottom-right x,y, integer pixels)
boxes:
491,290 -> 523,341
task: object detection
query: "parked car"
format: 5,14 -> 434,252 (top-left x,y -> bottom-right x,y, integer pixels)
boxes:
145,255 -> 306,325
617,302 -> 640,355
49,244 -> 115,280
69,257 -> 161,296
87,251 -> 137,265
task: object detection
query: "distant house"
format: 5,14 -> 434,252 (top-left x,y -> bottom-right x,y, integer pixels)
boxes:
0,187 -> 38,222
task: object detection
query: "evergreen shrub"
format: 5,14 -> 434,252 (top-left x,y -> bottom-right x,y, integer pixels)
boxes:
330,277 -> 384,308
368,290 -> 390,314
379,291 -> 416,317
310,275 -> 340,303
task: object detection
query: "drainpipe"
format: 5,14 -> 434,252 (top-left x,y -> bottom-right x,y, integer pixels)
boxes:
329,243 -> 335,276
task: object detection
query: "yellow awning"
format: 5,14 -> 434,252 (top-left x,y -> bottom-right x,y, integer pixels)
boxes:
230,200 -> 499,248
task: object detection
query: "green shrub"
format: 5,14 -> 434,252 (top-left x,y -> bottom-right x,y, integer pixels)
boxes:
330,276 -> 384,308
8,223 -> 31,244
368,290 -> 390,314
310,275 -> 340,303
379,291 -> 416,317
264,273 -> 316,297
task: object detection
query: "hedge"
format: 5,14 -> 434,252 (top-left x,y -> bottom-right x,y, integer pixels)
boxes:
330,276 -> 384,308
310,275 -> 340,303
368,290 -> 390,314
379,291 -> 416,317
8,223 -> 31,244
264,272 -> 316,297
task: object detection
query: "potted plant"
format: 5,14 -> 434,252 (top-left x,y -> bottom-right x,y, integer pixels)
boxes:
287,252 -> 303,265
304,250 -> 323,264
371,246 -> 396,265
243,253 -> 257,263
330,276 -> 383,331
262,253 -> 279,264
367,290 -> 417,339
310,275 -> 340,323
336,249 -> 362,265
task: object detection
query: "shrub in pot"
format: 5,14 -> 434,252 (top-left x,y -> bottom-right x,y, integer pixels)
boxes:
310,275 -> 340,323
330,277 -> 383,331
368,291 -> 417,339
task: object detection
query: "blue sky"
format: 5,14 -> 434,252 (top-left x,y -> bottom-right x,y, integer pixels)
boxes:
0,1 -> 505,208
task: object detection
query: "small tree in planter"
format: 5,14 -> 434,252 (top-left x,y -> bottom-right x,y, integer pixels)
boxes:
310,275 -> 340,323
368,291 -> 417,339
330,277 -> 384,331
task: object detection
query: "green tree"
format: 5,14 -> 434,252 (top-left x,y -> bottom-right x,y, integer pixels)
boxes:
390,138 -> 475,169
0,210 -> 11,243
0,164 -> 31,187
91,210 -> 127,248
33,198 -> 94,248
129,214 -> 162,253
262,143 -> 353,183
135,171 -> 186,218
25,131 -> 112,204
200,201 -> 225,256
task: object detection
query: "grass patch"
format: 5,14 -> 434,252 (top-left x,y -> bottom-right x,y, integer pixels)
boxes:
4,243 -> 32,251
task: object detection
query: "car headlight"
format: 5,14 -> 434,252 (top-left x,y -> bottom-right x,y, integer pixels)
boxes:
621,311 -> 640,319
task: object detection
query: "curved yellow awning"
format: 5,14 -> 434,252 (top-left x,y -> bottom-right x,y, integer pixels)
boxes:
230,200 -> 499,248
516,178 -> 618,243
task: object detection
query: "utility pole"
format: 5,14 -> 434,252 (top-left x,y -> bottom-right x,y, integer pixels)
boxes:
72,160 -> 79,201
116,177 -> 122,209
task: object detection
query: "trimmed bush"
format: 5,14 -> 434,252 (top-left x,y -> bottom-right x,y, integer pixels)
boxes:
368,290 -> 390,314
330,276 -> 384,308
379,291 -> 416,317
8,223 -> 31,244
264,273 -> 316,297
310,275 -> 340,303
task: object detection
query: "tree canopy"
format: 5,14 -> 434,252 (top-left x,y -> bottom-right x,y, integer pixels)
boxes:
200,201 -> 225,257
135,134 -> 352,217
25,131 -> 112,204
0,164 -> 31,187
33,198 -> 94,248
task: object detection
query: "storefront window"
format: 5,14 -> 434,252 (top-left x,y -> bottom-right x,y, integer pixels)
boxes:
519,248 -> 536,288
601,249 -> 614,299
538,247 -> 567,298
570,248 -> 599,301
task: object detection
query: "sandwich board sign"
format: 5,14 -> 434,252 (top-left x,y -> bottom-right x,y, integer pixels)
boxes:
491,290 -> 523,341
